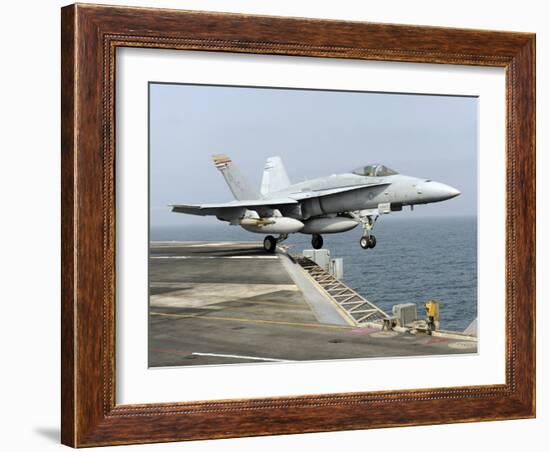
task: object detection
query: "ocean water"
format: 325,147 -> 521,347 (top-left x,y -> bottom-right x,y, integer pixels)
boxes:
151,216 -> 477,332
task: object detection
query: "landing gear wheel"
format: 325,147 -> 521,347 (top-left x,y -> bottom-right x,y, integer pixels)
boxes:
311,233 -> 324,250
263,235 -> 277,253
360,236 -> 369,250
368,235 -> 377,248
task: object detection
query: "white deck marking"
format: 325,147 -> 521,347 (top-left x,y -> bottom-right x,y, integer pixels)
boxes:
447,341 -> 477,350
186,242 -> 255,247
150,255 -> 278,259
191,352 -> 293,362
150,241 -> 262,247
370,331 -> 399,338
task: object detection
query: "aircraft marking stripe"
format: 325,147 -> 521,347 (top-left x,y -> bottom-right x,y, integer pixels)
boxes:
213,156 -> 232,166
150,312 -> 353,330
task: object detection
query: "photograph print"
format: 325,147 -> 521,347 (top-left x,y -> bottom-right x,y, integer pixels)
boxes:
148,82 -> 478,368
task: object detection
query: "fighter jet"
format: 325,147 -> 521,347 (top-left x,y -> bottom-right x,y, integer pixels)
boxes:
171,155 -> 460,252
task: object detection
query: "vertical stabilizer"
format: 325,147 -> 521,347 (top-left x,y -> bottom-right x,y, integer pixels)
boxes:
212,154 -> 258,200
260,156 -> 291,195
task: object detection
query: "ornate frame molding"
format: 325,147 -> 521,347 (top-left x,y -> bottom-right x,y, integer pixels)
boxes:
61,4 -> 535,447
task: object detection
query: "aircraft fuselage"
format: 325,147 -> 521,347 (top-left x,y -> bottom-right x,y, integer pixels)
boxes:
270,173 -> 460,220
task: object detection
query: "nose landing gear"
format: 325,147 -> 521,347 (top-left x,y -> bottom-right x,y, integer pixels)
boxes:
360,234 -> 377,249
350,211 -> 379,251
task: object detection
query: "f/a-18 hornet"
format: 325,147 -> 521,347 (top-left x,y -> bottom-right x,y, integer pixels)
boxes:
172,155 -> 461,252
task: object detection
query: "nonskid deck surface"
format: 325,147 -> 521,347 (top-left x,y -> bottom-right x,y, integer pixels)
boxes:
149,241 -> 477,367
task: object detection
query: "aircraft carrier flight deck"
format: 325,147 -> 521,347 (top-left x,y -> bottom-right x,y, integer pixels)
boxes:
149,241 -> 477,367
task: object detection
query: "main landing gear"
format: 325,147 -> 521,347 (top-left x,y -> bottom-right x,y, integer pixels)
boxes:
263,234 -> 288,253
311,233 -> 324,249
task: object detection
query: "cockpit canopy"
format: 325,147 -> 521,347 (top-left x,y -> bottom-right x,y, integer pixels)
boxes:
351,164 -> 399,177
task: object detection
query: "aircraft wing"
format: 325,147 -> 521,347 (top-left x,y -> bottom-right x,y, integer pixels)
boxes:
171,183 -> 389,216
171,197 -> 298,216
288,182 -> 390,201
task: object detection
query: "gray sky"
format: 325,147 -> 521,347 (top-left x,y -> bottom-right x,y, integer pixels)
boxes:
149,83 -> 477,227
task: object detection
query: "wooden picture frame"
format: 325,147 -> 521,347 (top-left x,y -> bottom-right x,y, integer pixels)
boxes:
61,3 -> 535,447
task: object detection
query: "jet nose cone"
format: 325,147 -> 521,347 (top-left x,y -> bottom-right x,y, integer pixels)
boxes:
434,182 -> 461,200
420,181 -> 461,202
447,185 -> 461,199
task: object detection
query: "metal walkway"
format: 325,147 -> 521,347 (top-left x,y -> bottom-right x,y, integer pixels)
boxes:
295,257 -> 390,326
